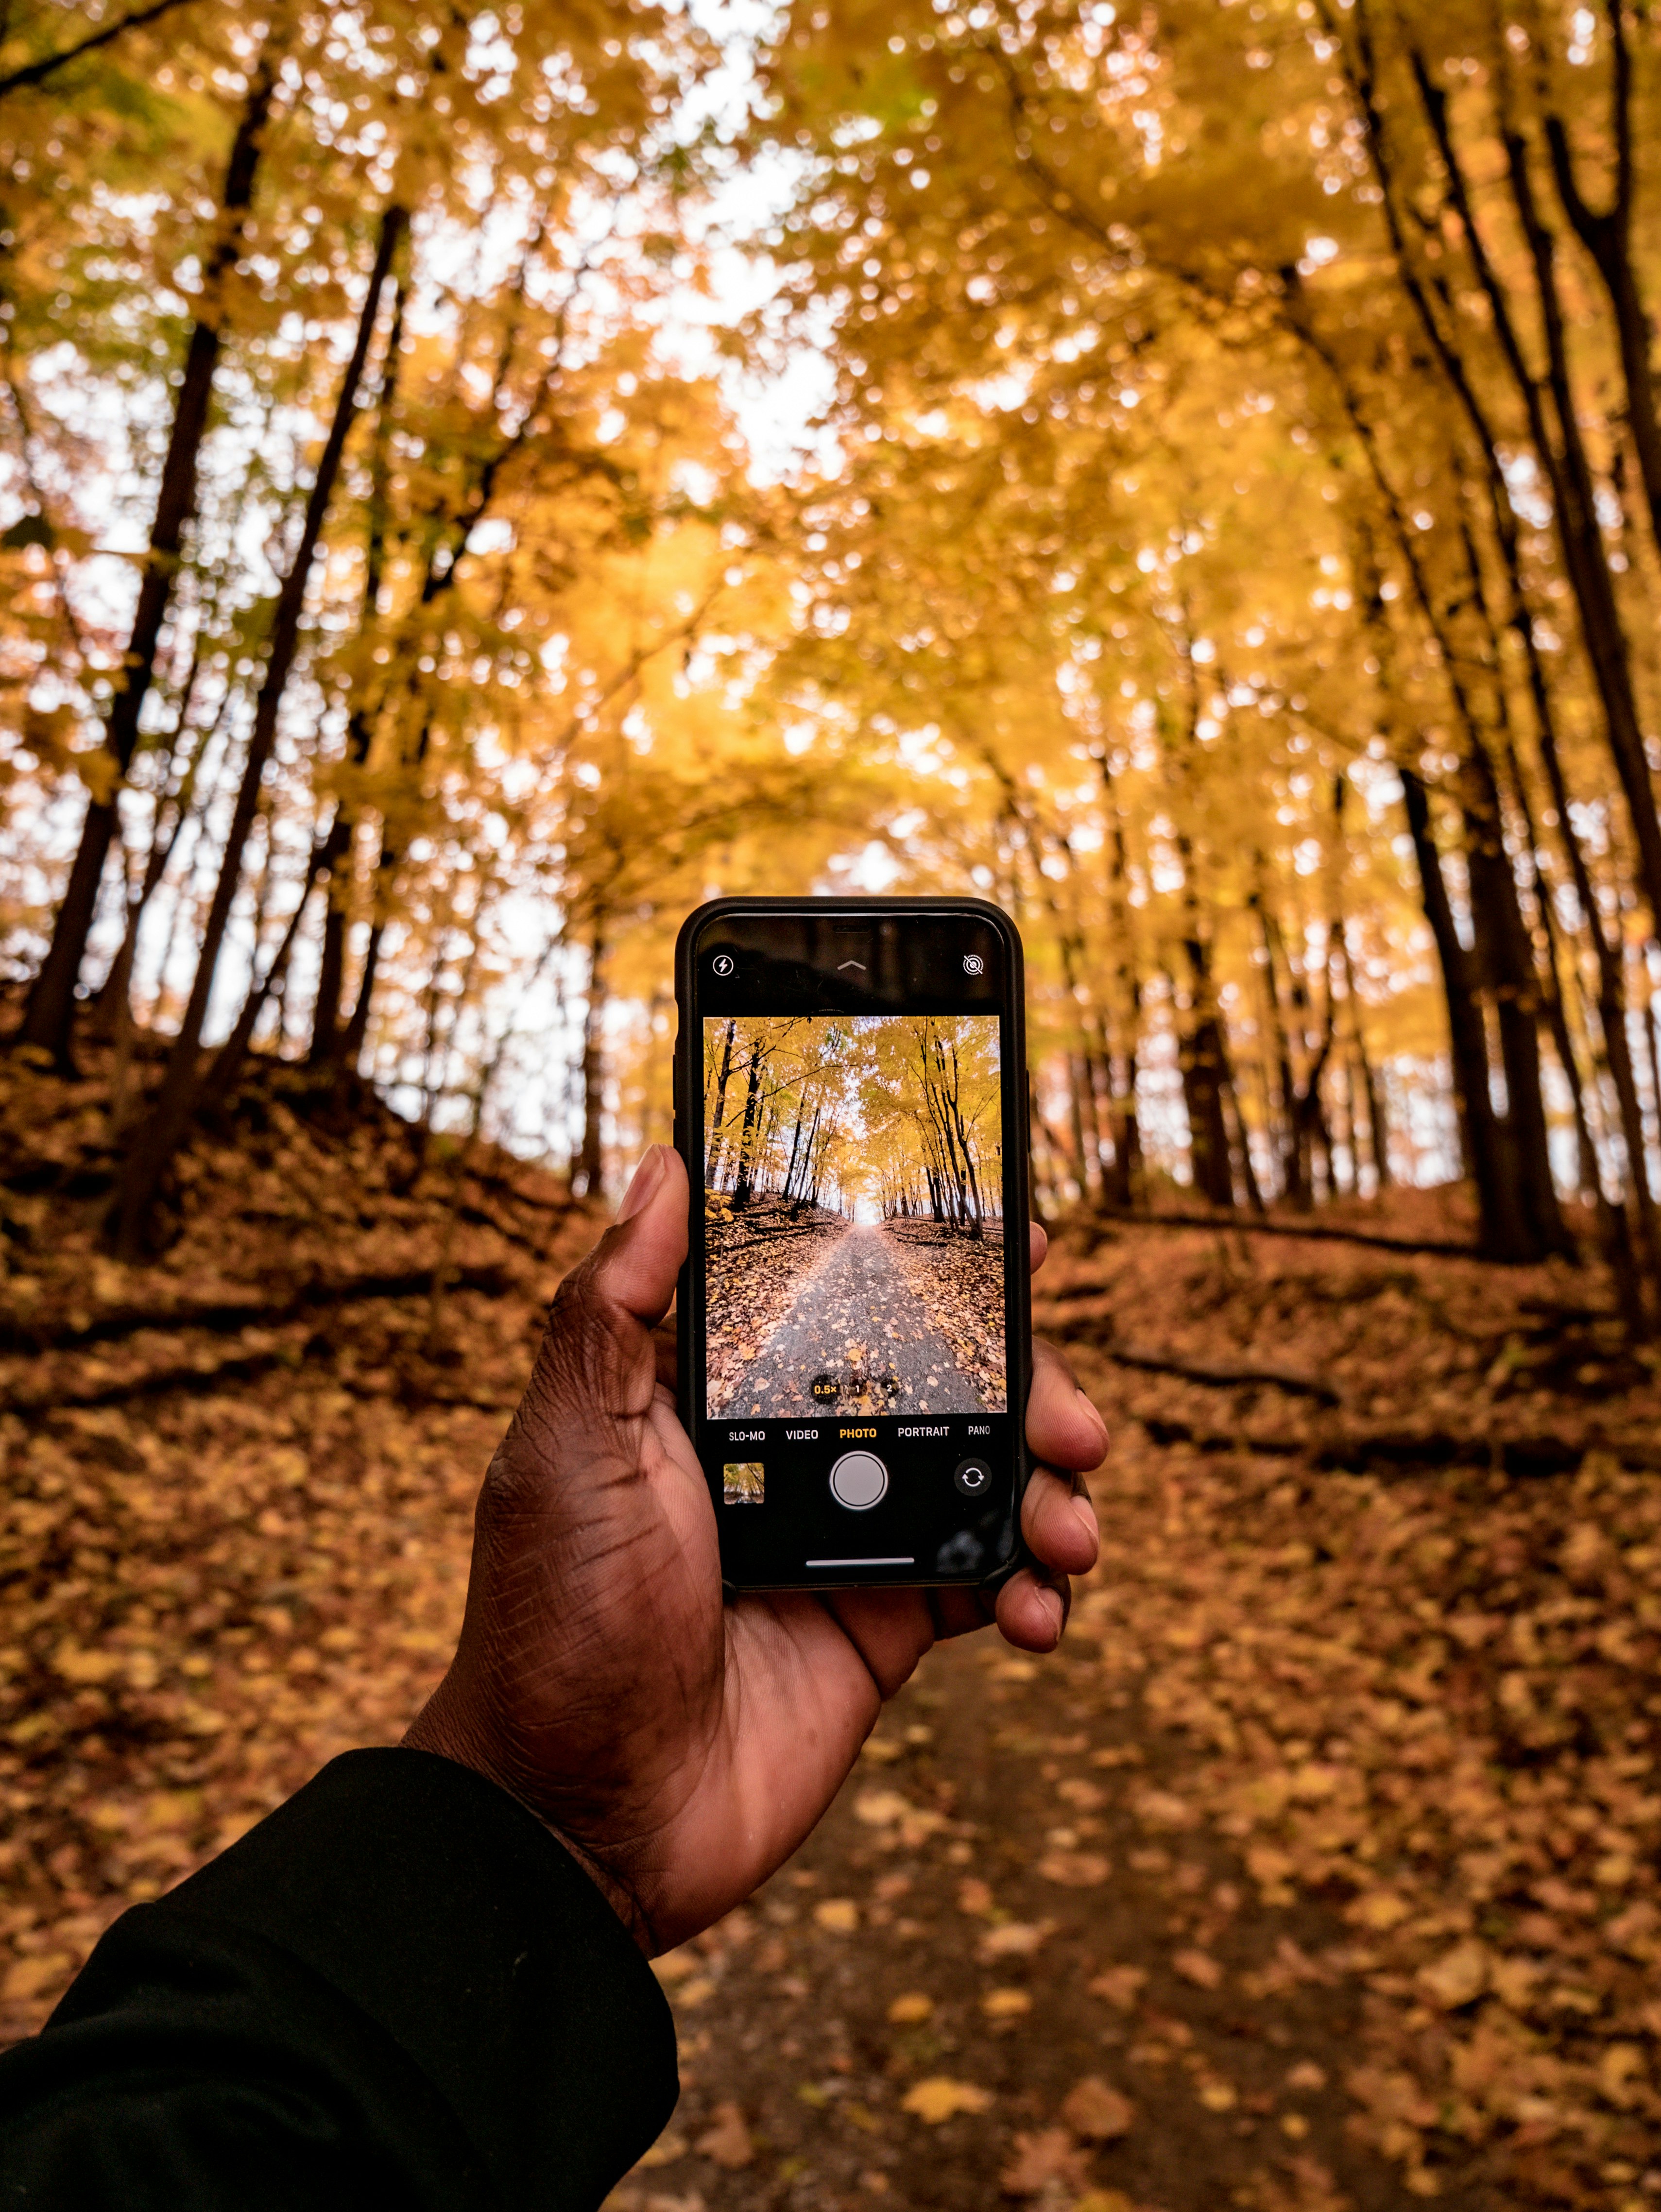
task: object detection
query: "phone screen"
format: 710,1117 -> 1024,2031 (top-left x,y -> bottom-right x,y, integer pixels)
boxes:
678,903 -> 1027,1588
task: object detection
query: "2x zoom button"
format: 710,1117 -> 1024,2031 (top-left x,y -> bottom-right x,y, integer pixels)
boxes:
953,1457 -> 993,1499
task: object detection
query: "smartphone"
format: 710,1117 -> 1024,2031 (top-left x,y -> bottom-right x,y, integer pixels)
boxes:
673,896 -> 1032,1591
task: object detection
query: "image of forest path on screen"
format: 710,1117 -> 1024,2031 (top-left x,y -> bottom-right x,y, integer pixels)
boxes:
703,1013 -> 1006,1419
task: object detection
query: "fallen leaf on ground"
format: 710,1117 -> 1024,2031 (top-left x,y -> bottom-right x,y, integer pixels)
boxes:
1173,1947 -> 1223,1990
1037,1850 -> 1110,1887
981,1987 -> 1032,2018
1060,2077 -> 1134,2141
977,1920 -> 1053,1961
998,2127 -> 1091,2196
887,1992 -> 934,2024
1088,1965 -> 1147,2010
1419,1942 -> 1488,2010
854,1790 -> 914,1826
1,1956 -> 71,2005
1056,1778 -> 1105,1812
693,2103 -> 753,2169
1133,1788 -> 1195,1831
1349,1891 -> 1412,1933
1599,2043 -> 1645,2107
638,2130 -> 688,2168
902,2077 -> 993,2124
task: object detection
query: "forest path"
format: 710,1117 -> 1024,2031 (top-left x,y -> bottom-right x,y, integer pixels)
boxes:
10,1066 -> 1655,2212
742,1224 -> 991,1417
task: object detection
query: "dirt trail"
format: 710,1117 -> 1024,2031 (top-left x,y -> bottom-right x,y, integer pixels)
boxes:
735,1225 -> 992,1418
618,1624 -> 1424,2212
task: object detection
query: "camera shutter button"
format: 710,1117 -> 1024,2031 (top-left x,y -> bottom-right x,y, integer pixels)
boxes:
829,1451 -> 888,1510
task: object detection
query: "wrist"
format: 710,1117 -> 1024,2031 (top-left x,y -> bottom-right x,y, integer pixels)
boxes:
402,1696 -> 656,1955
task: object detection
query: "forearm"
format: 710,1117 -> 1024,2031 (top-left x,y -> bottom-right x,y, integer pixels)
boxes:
0,1749 -> 678,2211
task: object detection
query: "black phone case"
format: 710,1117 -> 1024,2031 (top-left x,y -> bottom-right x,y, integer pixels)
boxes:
672,894 -> 1033,1592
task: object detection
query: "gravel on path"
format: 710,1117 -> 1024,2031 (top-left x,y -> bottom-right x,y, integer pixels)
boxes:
732,1225 -> 993,1418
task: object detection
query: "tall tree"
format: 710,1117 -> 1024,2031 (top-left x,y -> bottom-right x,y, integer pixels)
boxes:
113,203 -> 406,1251
16,43 -> 277,1065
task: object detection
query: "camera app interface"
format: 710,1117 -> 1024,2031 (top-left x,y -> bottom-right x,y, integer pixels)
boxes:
702,1013 -> 1007,1427
699,1005 -> 1013,1584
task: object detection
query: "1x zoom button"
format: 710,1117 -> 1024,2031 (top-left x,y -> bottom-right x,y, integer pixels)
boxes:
829,1451 -> 888,1510
953,1457 -> 993,1499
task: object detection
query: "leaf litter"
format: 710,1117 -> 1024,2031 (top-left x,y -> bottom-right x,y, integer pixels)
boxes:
616,1200 -> 1661,2212
6,1065 -> 1661,2211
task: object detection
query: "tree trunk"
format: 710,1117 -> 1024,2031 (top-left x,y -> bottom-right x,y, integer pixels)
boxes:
1226,1076 -> 1267,1213
1460,771 -> 1571,1257
573,918 -> 608,1200
1336,923 -> 1389,1189
1094,744 -> 1144,1209
1179,987 -> 1235,1209
1539,9 -> 1661,574
1401,42 -> 1661,924
1532,681 -> 1661,1294
1257,892 -> 1323,1206
112,205 -> 406,1255
1172,892 -> 1235,1210
789,1104 -> 820,1210
731,1043 -> 764,1210
781,1094 -> 806,1204
705,1017 -> 736,1185
1398,767 -> 1535,1260
309,269 -> 407,1067
198,851 -> 325,1115
17,48 -> 277,1068
1326,13 -> 1661,930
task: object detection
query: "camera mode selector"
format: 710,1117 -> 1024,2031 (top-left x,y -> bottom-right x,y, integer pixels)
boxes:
829,1451 -> 888,1510
953,1457 -> 993,1499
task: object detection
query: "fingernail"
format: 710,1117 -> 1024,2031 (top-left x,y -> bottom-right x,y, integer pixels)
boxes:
616,1146 -> 668,1224
1077,1388 -> 1108,1442
1039,1585 -> 1065,1643
1072,1493 -> 1098,1544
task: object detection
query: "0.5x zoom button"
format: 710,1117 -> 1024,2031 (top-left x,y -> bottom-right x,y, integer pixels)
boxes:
829,1451 -> 888,1510
953,1457 -> 993,1499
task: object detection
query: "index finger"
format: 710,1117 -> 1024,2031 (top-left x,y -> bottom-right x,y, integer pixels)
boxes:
1026,1337 -> 1108,1474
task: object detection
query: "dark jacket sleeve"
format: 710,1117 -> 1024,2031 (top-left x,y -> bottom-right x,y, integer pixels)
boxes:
0,1748 -> 679,2212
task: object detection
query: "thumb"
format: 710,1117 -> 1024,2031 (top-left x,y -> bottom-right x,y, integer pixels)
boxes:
504,1147 -> 688,1467
587,1144 -> 688,1325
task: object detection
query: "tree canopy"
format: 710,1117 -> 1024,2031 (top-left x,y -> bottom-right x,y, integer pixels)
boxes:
5,0 -> 1661,1310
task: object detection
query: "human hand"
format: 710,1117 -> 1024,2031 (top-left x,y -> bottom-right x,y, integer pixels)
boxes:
404,1145 -> 1103,1953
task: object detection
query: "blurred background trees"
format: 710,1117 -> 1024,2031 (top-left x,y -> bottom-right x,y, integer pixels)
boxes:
5,0 -> 1661,1311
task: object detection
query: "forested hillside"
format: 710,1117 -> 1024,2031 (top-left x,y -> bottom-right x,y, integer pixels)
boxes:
7,0 -> 1661,2205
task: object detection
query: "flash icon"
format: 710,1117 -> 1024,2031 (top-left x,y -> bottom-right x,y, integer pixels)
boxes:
962,953 -> 985,976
